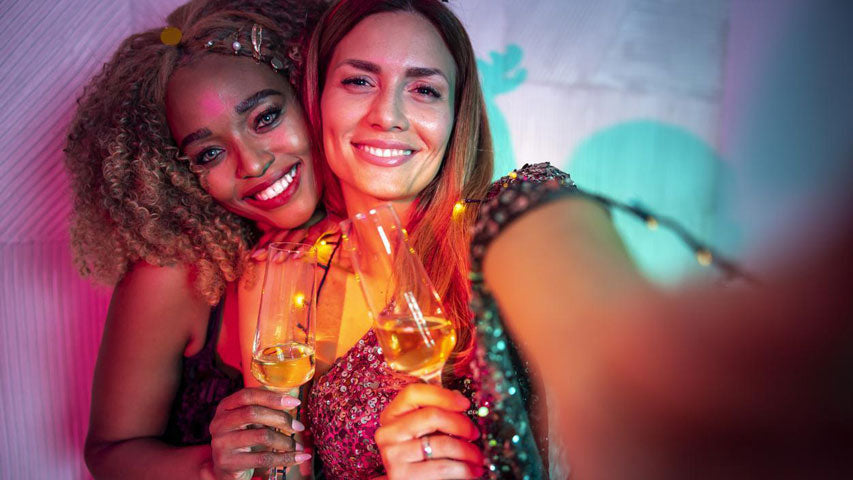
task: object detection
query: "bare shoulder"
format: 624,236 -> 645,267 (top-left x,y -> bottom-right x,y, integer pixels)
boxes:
88,262 -> 213,443
107,262 -> 211,358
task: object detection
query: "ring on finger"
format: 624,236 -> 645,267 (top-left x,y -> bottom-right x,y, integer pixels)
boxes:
420,435 -> 433,461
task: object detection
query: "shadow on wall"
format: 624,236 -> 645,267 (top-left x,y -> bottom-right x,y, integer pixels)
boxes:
568,120 -> 740,285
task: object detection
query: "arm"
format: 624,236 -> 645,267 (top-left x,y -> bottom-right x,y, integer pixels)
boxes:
85,263 -> 309,480
85,262 -> 214,479
483,197 -> 853,478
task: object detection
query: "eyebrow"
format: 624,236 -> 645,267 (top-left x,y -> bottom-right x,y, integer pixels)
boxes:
179,89 -> 284,151
179,128 -> 212,151
342,59 -> 449,83
234,89 -> 283,114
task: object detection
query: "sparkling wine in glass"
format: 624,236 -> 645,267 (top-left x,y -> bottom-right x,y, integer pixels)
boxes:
340,204 -> 456,384
251,242 -> 317,479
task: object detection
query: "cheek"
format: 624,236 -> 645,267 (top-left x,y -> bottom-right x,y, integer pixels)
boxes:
322,93 -> 360,140
198,170 -> 233,204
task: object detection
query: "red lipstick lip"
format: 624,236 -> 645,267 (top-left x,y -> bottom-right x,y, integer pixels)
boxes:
243,161 -> 299,199
243,162 -> 301,209
352,141 -> 418,167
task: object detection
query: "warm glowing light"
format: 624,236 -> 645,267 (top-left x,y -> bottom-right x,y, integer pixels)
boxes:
696,249 -> 713,266
508,171 -> 518,179
293,293 -> 306,308
313,237 -> 334,264
452,201 -> 466,219
645,217 -> 658,230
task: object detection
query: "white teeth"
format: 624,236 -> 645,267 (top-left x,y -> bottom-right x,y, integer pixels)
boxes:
360,145 -> 413,157
253,165 -> 298,201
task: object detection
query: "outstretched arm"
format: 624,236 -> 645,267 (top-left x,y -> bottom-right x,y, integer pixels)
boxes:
483,196 -> 853,478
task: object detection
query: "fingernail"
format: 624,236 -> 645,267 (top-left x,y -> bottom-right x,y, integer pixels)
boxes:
294,453 -> 312,463
281,396 -> 301,408
292,419 -> 306,432
251,249 -> 265,260
295,442 -> 305,451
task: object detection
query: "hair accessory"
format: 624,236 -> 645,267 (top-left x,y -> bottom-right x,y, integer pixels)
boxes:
160,26 -> 182,46
251,24 -> 263,62
201,25 -> 287,74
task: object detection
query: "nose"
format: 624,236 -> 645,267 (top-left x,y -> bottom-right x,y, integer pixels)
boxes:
367,87 -> 409,132
236,145 -> 274,179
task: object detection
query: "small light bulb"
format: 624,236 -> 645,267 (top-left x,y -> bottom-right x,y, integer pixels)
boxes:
696,249 -> 712,266
645,217 -> 658,230
452,201 -> 466,219
293,292 -> 306,308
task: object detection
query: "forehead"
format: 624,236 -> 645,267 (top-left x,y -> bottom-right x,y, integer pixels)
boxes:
166,55 -> 290,135
333,11 -> 456,79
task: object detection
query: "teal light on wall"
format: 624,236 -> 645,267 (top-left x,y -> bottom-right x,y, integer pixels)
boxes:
478,45 -> 527,180
569,120 -> 740,284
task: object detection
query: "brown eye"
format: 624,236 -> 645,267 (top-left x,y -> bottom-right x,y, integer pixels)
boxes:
255,107 -> 281,130
194,147 -> 223,165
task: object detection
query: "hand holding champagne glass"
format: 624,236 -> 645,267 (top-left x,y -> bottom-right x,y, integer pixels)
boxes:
340,204 -> 456,385
252,242 -> 317,480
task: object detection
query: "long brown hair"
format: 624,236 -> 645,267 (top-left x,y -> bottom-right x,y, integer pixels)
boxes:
64,0 -> 325,304
303,0 -> 493,375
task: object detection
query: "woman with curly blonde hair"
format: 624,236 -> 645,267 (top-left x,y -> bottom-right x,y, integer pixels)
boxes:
64,0 -> 330,478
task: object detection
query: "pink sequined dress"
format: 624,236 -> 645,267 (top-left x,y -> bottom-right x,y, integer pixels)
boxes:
306,164 -> 572,479
306,329 -> 420,479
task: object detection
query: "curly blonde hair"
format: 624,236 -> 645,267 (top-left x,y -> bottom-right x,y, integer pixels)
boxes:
64,0 -> 326,305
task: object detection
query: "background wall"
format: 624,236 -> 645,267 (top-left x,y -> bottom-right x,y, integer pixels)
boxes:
1,0 -> 850,478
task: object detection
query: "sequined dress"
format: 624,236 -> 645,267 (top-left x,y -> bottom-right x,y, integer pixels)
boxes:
306,329 -> 420,478
469,163 -> 577,479
306,163 -> 576,478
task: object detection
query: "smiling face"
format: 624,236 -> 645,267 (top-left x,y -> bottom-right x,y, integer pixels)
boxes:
166,54 -> 319,231
320,11 -> 457,217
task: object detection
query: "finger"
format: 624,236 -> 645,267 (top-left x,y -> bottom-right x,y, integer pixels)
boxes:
376,407 -> 479,444
217,388 -> 300,412
288,230 -> 308,244
381,384 -> 469,424
388,459 -> 484,480
212,426 -> 297,455
384,434 -> 484,465
217,451 -> 312,472
251,247 -> 269,262
211,405 -> 304,436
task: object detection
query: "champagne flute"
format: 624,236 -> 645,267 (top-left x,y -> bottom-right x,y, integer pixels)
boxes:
340,204 -> 456,385
251,242 -> 317,480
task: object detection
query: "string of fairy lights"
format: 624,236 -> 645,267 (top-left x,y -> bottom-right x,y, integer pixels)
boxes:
454,175 -> 757,284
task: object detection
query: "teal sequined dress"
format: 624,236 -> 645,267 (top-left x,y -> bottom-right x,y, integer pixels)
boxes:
468,163 -> 577,479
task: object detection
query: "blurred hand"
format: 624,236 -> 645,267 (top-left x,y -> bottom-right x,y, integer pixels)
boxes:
207,388 -> 311,480
374,384 -> 484,480
251,212 -> 343,263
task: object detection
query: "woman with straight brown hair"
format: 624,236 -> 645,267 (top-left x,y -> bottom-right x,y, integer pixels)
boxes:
292,1 -> 630,478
